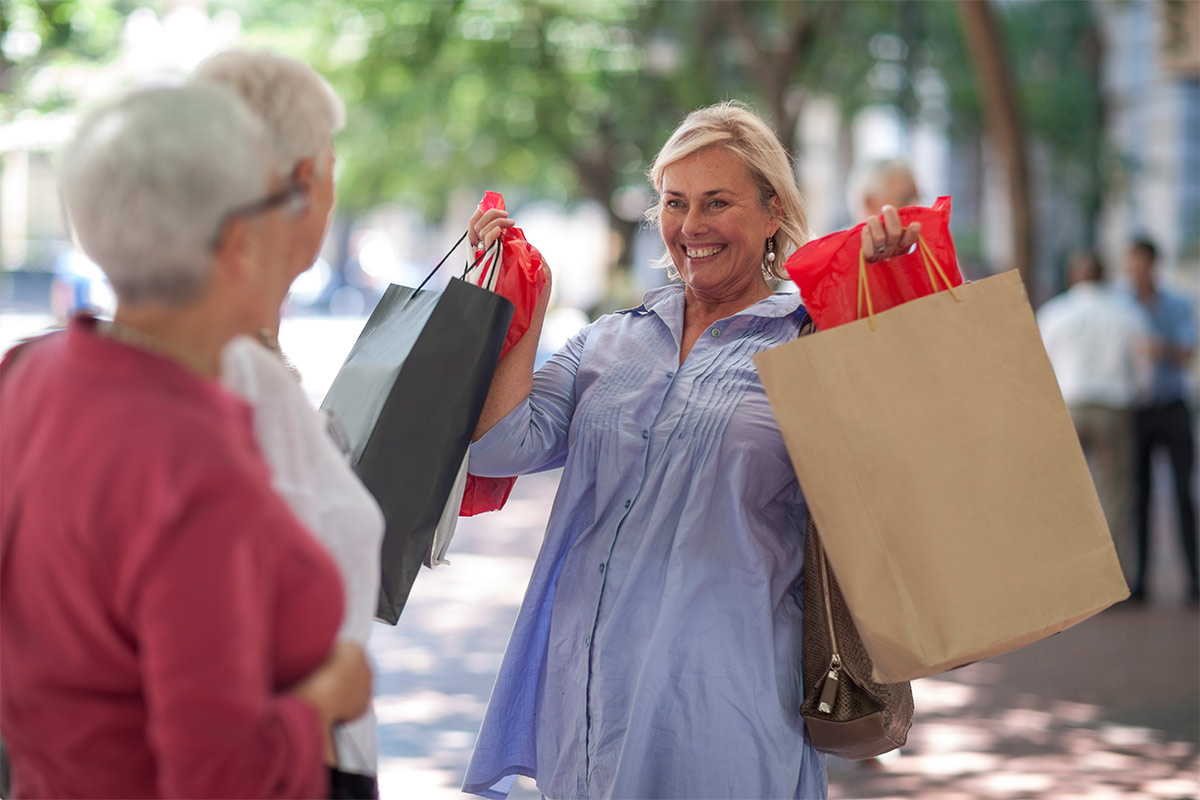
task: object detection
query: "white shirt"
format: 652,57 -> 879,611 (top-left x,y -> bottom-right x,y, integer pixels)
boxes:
1037,282 -> 1152,408
222,335 -> 384,776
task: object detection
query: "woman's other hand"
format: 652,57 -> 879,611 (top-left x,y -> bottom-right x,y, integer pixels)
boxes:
861,204 -> 921,263
291,640 -> 373,763
469,205 -> 517,252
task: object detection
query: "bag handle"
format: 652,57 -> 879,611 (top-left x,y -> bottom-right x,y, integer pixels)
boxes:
411,230 -> 498,295
855,233 -> 962,331
465,237 -> 503,292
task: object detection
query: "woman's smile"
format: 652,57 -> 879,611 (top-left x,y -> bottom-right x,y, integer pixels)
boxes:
682,244 -> 726,260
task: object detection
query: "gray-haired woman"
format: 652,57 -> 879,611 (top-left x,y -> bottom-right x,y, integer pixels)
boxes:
462,101 -> 920,799
0,84 -> 370,798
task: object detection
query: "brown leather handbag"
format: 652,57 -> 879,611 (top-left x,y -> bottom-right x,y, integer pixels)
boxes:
800,515 -> 914,759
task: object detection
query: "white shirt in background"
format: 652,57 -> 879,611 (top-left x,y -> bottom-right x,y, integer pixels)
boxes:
222,335 -> 385,777
1037,282 -> 1152,408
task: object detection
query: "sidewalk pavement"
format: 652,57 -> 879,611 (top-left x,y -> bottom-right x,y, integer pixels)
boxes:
826,605 -> 1199,800
371,469 -> 1199,800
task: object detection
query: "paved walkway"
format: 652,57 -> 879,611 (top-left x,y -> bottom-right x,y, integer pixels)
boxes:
370,471 -> 555,799
370,469 -> 1199,800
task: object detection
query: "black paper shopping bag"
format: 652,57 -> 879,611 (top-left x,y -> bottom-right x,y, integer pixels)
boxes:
321,277 -> 513,623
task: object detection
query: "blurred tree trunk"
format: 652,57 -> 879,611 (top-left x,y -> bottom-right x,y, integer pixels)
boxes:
0,4 -> 12,95
718,0 -> 843,147
958,0 -> 1034,287
570,136 -> 632,274
1079,17 -> 1106,250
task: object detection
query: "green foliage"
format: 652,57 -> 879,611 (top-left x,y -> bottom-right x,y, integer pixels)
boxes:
2,0 -> 1110,258
1,0 -> 133,115
225,0 -> 707,219
227,0 -> 928,225
1000,0 -> 1105,217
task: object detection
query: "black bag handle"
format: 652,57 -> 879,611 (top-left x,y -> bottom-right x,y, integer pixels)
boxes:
412,230 -> 497,295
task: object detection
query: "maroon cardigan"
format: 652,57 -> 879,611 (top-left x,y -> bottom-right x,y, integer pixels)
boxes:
0,318 -> 342,798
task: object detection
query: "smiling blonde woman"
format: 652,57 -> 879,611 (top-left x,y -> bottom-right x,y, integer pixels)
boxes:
460,101 -> 920,800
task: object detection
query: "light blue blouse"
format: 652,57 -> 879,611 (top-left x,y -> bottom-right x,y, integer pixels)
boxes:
463,284 -> 827,800
1127,286 -> 1198,404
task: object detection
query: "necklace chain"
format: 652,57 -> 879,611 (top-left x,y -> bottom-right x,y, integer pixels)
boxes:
98,320 -> 211,376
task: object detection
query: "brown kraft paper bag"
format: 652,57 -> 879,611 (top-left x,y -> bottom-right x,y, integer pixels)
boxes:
754,269 -> 1129,684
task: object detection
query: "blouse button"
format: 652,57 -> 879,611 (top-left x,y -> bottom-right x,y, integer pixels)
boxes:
710,328 -> 722,338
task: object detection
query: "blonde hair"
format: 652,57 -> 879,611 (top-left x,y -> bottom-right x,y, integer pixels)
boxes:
645,101 -> 807,281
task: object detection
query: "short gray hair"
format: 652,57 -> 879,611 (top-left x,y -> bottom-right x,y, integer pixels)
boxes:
191,48 -> 345,176
59,84 -> 272,306
852,158 -> 916,214
645,101 -> 808,281
860,159 -> 914,190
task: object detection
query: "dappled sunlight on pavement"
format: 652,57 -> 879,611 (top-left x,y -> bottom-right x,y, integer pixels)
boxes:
829,689 -> 1199,799
827,608 -> 1199,799
369,472 -> 557,799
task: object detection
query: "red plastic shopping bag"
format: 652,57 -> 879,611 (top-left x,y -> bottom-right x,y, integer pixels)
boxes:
785,196 -> 963,330
460,191 -> 548,516
479,191 -> 547,355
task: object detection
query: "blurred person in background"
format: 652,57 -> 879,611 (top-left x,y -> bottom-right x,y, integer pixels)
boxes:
460,101 -> 921,800
1037,249 -> 1151,584
855,159 -> 920,220
192,48 -> 386,798
1124,238 -> 1198,605
0,84 -> 371,798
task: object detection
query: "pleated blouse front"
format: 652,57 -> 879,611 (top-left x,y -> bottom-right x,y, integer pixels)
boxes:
464,284 -> 827,800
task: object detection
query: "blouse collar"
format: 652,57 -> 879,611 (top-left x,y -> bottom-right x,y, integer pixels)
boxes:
632,283 -> 803,321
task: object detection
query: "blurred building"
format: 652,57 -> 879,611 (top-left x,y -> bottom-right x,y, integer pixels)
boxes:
1096,0 -> 1200,288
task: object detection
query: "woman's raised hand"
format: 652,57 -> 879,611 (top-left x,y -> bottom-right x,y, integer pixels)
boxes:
466,204 -> 553,288
861,205 -> 921,263
467,204 -> 554,442
468,205 -> 517,252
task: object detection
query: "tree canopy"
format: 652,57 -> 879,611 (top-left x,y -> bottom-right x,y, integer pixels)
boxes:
3,0 -> 1110,281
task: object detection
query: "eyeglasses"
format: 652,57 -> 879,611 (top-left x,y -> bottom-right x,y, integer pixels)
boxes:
209,182 -> 309,250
